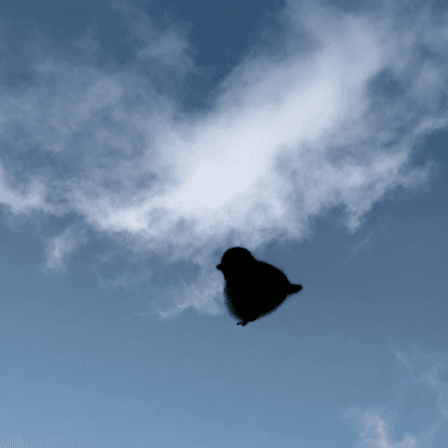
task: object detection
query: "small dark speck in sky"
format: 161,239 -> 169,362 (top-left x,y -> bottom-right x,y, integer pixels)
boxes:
222,5 -> 240,24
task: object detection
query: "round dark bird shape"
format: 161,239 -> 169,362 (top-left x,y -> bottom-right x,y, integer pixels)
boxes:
216,247 -> 303,326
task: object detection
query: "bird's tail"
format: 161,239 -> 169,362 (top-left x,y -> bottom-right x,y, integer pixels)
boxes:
288,284 -> 303,295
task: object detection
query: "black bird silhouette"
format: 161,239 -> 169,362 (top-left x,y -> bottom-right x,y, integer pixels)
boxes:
217,247 -> 303,326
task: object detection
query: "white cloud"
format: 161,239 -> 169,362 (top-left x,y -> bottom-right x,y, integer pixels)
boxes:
0,0 -> 447,317
40,225 -> 88,275
341,343 -> 448,448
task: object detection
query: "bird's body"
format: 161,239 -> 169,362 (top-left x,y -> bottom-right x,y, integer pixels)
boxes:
216,247 -> 303,326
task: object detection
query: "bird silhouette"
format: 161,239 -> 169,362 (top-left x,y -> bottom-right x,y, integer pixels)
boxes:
216,247 -> 303,326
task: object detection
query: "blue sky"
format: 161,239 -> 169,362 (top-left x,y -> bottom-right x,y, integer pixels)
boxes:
0,0 -> 447,446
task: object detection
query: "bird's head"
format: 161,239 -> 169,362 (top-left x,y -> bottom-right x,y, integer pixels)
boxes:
216,247 -> 255,273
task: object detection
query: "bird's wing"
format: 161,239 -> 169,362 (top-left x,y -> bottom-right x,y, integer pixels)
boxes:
257,262 -> 290,287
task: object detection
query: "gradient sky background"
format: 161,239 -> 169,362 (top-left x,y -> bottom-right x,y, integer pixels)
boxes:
0,0 -> 447,447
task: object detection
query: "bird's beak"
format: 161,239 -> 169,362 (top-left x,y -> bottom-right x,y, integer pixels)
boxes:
216,264 -> 222,271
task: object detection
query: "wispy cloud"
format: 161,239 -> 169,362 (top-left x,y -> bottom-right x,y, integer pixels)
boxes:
341,342 -> 448,448
40,224 -> 88,275
0,0 -> 447,317
342,230 -> 377,265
